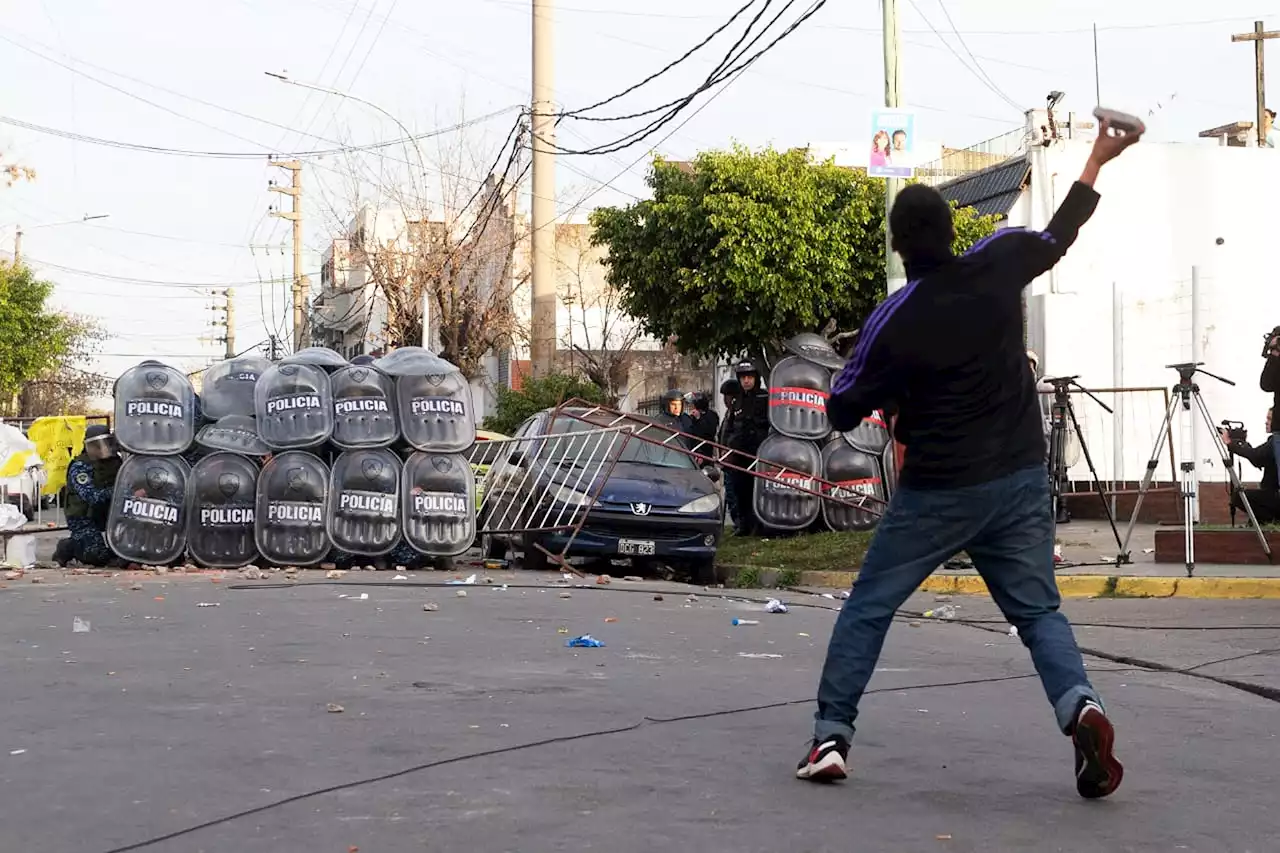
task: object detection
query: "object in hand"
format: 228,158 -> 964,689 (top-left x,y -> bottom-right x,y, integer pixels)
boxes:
1092,107 -> 1146,136
1262,326 -> 1280,358
1220,420 -> 1248,445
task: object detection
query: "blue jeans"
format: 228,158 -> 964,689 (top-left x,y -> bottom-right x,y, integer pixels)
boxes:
814,464 -> 1100,742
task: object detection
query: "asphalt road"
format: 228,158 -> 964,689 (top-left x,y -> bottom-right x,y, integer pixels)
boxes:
2,570 -> 1277,853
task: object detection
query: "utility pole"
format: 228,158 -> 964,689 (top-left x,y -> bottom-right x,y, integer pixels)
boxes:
530,0 -> 557,377
882,0 -> 907,295
223,288 -> 236,358
13,226 -> 22,265
263,336 -> 283,361
270,160 -> 306,351
1231,21 -> 1279,147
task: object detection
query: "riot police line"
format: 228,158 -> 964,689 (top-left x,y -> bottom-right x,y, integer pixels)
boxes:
104,346 -> 478,569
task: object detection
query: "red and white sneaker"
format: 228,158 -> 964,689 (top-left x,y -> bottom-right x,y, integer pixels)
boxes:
796,736 -> 849,782
1072,701 -> 1124,799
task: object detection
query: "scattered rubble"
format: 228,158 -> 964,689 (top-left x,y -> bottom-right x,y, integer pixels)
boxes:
422,602 -> 439,612
326,703 -> 345,713
325,570 -> 345,580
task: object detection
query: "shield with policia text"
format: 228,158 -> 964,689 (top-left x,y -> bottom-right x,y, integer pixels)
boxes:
200,355 -> 271,420
394,371 -> 476,453
820,434 -> 884,532
113,362 -> 197,455
401,451 -> 476,557
255,362 -> 335,450
255,451 -> 331,566
783,332 -> 847,371
753,433 -> 823,531
327,448 -> 402,556
767,355 -> 832,441
842,410 -> 891,455
195,414 -> 272,457
330,364 -> 398,450
187,451 -> 260,568
107,454 -> 192,565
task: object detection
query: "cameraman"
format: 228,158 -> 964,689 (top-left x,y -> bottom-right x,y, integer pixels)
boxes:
1219,409 -> 1280,524
1262,329 -> 1280,473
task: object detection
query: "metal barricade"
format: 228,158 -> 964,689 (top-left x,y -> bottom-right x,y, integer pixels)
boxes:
468,426 -> 632,573
551,399 -> 889,517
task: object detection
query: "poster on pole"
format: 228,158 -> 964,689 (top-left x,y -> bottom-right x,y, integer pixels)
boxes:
867,110 -> 916,178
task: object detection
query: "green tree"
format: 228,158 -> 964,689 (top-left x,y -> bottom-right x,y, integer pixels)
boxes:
589,145 -> 999,362
0,262 -> 97,412
482,372 -> 606,436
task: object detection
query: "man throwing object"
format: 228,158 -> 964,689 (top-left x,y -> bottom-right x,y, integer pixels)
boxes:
797,118 -> 1141,799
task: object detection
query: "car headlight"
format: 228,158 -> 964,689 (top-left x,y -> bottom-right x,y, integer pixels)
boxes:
549,483 -> 593,506
677,493 -> 721,514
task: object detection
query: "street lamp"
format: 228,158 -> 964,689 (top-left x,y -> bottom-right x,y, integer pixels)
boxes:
14,213 -> 110,264
264,71 -> 427,200
266,71 -> 432,347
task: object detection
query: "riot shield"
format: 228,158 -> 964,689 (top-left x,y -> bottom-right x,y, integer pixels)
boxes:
783,332 -> 846,370
254,362 -> 334,450
280,346 -> 349,371
106,454 -> 191,565
767,355 -> 832,441
881,440 -> 899,498
843,412 -> 890,455
374,345 -> 458,377
113,362 -> 197,455
395,371 -> 476,453
821,437 -> 884,532
753,433 -> 822,531
254,451 -> 331,566
196,414 -> 272,457
330,364 -> 398,450
200,355 -> 271,420
327,448 -> 402,556
187,452 -> 260,568
401,451 -> 475,557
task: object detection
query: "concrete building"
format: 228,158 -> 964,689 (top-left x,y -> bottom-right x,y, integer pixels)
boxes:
934,109 -> 1280,523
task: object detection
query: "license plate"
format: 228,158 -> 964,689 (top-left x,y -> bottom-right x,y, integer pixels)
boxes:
618,539 -> 656,556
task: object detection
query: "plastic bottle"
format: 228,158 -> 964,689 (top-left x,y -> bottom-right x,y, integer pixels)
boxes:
732,618 -> 760,626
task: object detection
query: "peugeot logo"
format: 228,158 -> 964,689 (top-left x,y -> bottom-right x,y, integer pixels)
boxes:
630,502 -> 652,516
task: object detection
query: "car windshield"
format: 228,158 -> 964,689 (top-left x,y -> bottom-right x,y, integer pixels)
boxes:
543,416 -> 695,469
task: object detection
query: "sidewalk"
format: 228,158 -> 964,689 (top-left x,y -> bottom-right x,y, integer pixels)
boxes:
751,522 -> 1280,600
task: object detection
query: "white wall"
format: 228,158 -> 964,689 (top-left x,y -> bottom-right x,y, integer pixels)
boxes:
1027,140 -> 1280,484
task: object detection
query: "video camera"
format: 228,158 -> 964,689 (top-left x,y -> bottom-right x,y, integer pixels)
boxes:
1263,326 -> 1280,359
1220,420 -> 1248,446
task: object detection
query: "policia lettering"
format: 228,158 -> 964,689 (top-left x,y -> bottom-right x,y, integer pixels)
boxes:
200,506 -> 255,525
335,398 -> 389,414
266,394 -> 322,414
120,497 -> 180,524
411,492 -> 469,516
124,400 -> 184,419
267,502 -> 324,524
410,397 -> 465,417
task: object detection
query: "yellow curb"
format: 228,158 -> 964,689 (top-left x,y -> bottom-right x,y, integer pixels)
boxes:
791,571 -> 1280,600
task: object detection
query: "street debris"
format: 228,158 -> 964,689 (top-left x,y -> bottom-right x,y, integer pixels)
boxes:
797,632 -> 811,638
483,558 -> 507,570
731,618 -> 759,626
765,598 -> 789,614
604,617 -> 618,623
72,617 -> 91,633
924,605 -> 957,620
4,572 -> 20,581
686,594 -> 699,603
565,634 -> 605,648
356,593 -> 369,600
738,652 -> 783,659
422,602 -> 439,612
559,591 -> 572,599
820,593 -> 836,600
325,570 -> 345,580
909,621 -> 922,628
326,703 -> 345,713
653,594 -> 664,601
129,583 -> 143,591
455,590 -> 468,598
936,834 -> 953,841
393,574 -> 408,580
196,602 -> 220,608
596,574 -> 612,585
1009,625 -> 1019,637
557,627 -> 569,634
240,566 -> 265,580
9,749 -> 26,756
623,576 -> 642,582
29,576 -> 43,584
448,574 -> 478,586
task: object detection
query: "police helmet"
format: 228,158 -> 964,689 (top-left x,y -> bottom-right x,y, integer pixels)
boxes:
719,379 -> 742,396
734,360 -> 760,379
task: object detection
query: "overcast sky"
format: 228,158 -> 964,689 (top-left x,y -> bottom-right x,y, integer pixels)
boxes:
0,0 -> 1271,380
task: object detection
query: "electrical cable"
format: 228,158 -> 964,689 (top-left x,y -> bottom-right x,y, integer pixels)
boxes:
904,0 -> 1022,115
558,0 -> 762,119
25,257 -> 318,288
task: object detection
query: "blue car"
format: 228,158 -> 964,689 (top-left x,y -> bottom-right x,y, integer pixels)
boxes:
479,407 -> 723,581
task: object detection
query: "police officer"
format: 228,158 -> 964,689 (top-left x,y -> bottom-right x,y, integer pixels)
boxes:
718,379 -> 743,528
686,392 -> 720,451
726,360 -> 770,536
54,425 -> 121,566
659,388 -> 694,434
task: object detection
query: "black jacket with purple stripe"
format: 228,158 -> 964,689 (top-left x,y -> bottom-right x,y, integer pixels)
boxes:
828,181 -> 1101,490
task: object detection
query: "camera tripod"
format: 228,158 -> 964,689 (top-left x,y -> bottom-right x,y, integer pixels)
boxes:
1044,376 -> 1123,555
1118,362 -> 1273,576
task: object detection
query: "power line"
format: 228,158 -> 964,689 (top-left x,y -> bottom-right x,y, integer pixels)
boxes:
0,108 -> 521,161
905,0 -> 1023,115
25,256 -> 317,288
